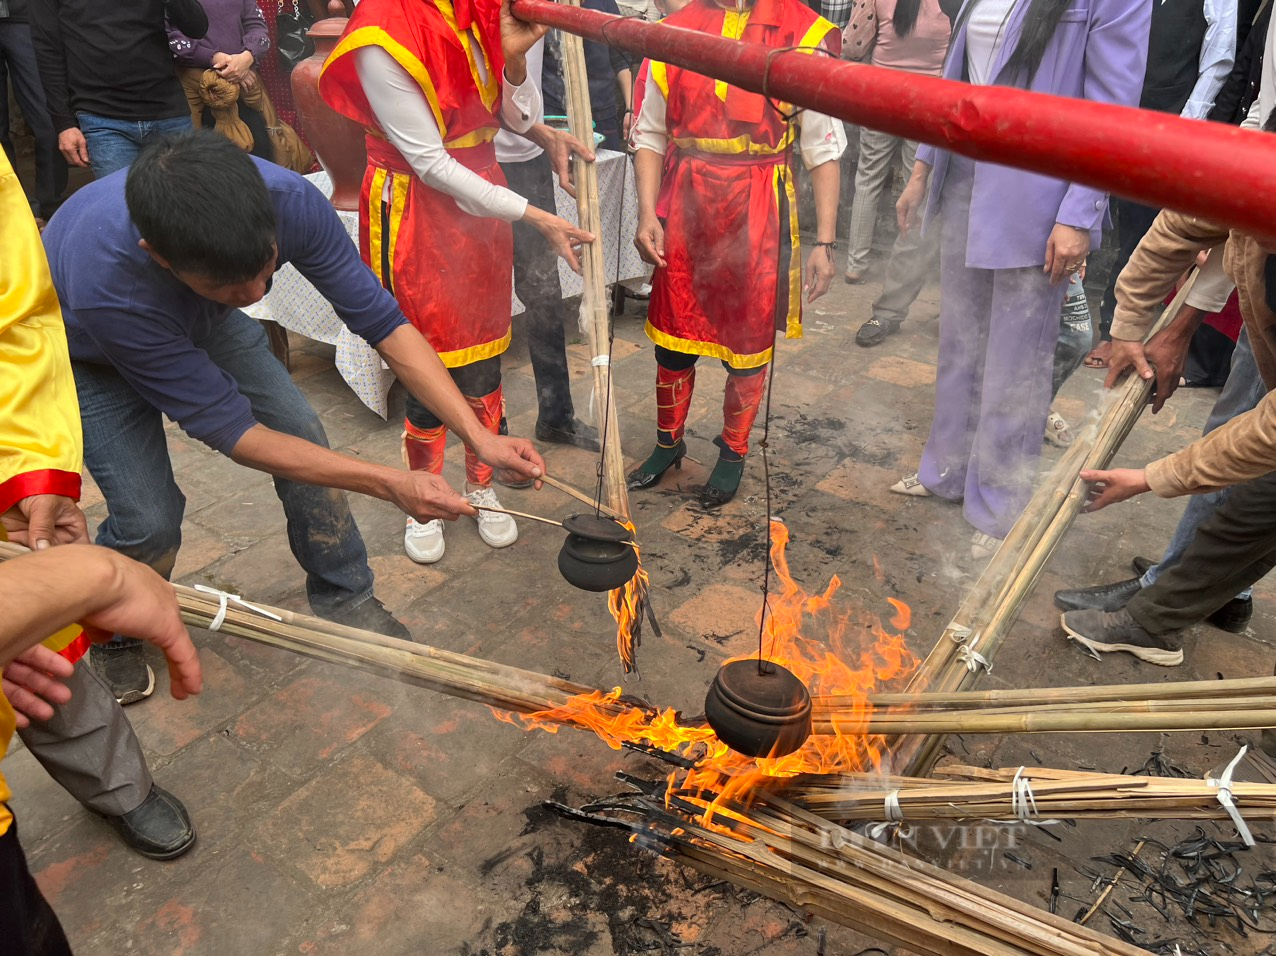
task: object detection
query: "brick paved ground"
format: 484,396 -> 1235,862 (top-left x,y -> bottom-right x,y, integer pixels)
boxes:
7,261 -> 1275,954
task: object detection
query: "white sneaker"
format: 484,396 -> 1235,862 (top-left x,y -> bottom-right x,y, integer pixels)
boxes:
1044,410 -> 1073,448
971,530 -> 1002,560
466,486 -> 519,548
404,517 -> 445,564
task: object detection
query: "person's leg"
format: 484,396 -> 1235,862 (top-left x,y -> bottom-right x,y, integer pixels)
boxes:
1127,469 -> 1276,635
1142,327 -> 1267,593
0,820 -> 73,956
863,138 -> 938,336
139,114 -> 194,145
76,113 -> 145,179
700,362 -> 767,507
452,357 -> 519,547
844,127 -> 898,278
1097,198 -> 1160,343
197,311 -> 380,616
962,265 -> 1068,539
402,389 -> 450,564
0,25 -> 67,218
502,154 -> 591,441
628,345 -> 698,488
916,158 -> 994,501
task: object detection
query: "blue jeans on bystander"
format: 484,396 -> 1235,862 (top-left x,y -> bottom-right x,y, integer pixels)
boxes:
73,309 -> 376,617
76,112 -> 192,178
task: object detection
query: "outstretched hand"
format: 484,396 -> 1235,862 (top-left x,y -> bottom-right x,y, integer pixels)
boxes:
1080,467 -> 1151,513
475,434 -> 545,489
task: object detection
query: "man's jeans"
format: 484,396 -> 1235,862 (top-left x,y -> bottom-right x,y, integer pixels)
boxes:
1141,328 -> 1268,599
77,112 -> 192,179
73,310 -> 375,617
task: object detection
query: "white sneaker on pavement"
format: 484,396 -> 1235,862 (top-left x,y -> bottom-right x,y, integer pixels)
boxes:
1044,410 -> 1073,448
404,517 -> 445,564
466,486 -> 519,548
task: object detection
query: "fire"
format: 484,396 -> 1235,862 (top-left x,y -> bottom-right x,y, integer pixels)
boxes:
497,520 -> 920,820
609,520 -> 646,674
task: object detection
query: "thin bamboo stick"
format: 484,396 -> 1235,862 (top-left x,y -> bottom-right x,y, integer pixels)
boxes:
890,271 -> 1201,776
560,2 -> 629,518
819,708 -> 1276,735
540,473 -> 626,518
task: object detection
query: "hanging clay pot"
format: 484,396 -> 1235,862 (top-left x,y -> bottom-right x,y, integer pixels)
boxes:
704,659 -> 812,758
557,514 -> 638,592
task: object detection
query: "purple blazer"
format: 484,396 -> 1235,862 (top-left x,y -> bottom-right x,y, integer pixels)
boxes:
915,0 -> 1151,270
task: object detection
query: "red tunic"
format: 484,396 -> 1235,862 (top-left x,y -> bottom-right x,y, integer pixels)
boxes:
643,0 -> 837,369
319,0 -> 513,368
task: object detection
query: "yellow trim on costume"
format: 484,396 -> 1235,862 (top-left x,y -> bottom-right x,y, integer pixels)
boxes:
779,166 -> 802,339
443,126 -> 498,150
644,320 -> 774,370
434,0 -> 500,112
326,26 -> 449,137
671,128 -> 795,156
437,328 -> 513,368
715,11 -> 752,101
367,166 -> 389,285
649,60 -> 669,98
797,17 -> 838,52
387,172 -> 409,276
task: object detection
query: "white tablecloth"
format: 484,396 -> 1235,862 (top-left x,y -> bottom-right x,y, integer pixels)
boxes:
245,152 -> 649,418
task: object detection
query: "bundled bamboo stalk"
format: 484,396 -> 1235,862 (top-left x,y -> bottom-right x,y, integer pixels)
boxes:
578,785 -> 1148,956
890,272 -> 1201,777
768,763 -> 1276,824
820,673 -> 1276,709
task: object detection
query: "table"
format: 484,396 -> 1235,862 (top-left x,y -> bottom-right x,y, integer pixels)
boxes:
244,152 -> 650,418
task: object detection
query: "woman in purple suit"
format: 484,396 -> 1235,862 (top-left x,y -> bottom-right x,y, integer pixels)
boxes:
890,0 -> 1151,559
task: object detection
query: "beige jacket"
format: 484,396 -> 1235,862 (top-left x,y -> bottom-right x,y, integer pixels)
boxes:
1147,388 -> 1276,496
1110,208 -> 1276,390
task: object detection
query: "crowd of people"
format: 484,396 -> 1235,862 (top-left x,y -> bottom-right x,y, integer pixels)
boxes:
2,0 -> 1275,949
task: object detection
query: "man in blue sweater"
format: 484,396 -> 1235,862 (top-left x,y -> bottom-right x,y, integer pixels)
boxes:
27,132 -> 545,859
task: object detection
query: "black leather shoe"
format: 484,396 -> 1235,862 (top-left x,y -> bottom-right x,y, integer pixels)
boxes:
1207,596 -> 1253,633
320,596 -> 412,641
1131,555 -> 1156,576
1053,577 -> 1142,613
106,786 -> 195,860
535,418 -> 600,452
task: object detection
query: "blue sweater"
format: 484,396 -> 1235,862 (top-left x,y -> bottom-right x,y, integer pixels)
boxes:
44,160 -> 407,455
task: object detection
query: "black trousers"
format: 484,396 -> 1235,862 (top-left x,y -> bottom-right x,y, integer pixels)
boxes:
0,819 -> 72,956
0,23 -> 68,218
1098,198 -> 1161,339
1130,469 -> 1276,634
500,151 -> 575,428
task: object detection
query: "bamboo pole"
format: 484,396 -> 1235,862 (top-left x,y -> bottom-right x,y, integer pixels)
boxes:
559,2 -> 630,518
889,272 -> 1201,776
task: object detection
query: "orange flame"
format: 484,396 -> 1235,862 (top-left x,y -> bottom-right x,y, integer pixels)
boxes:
609,521 -> 646,674
498,520 -> 920,820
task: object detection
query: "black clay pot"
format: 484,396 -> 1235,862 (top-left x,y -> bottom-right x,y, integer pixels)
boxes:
557,514 -> 637,592
704,659 -> 812,758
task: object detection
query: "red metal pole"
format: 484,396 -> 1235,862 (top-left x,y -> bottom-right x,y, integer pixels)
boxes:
513,0 -> 1276,243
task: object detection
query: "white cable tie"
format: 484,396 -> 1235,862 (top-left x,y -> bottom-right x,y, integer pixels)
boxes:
1206,745 -> 1255,847
192,584 -> 283,632
884,789 -> 903,822
956,633 -> 992,673
591,355 -> 610,367
1011,767 -> 1038,822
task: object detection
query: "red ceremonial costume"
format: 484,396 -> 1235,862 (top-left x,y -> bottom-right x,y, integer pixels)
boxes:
320,0 -> 512,369
644,0 -> 838,369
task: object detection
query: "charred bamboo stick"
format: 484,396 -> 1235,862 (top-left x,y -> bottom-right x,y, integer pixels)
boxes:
817,708 -> 1276,736
890,272 -> 1200,776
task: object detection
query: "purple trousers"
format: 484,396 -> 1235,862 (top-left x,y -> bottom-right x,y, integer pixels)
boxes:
919,157 -> 1069,539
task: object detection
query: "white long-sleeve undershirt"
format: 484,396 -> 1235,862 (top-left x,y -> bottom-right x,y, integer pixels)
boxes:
354,45 -> 540,221
630,59 -> 847,169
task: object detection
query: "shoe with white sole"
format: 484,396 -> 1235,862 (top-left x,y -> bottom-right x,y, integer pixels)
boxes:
466,486 -> 519,548
404,517 -> 445,564
1060,608 -> 1184,666
1044,410 -> 1073,448
889,472 -> 932,497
